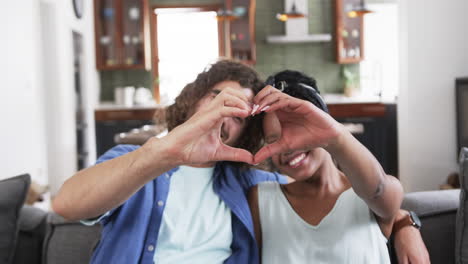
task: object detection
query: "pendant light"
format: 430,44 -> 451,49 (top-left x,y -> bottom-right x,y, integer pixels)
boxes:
276,0 -> 306,22
347,0 -> 374,18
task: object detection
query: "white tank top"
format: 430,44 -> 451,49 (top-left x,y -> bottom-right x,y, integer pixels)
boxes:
258,182 -> 390,264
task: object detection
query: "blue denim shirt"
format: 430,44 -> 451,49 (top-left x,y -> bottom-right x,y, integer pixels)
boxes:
89,145 -> 286,264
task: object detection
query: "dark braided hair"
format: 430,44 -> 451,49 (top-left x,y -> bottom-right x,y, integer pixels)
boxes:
266,70 -> 328,113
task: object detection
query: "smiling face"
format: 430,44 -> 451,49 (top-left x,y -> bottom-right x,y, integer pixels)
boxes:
195,80 -> 254,147
271,148 -> 330,181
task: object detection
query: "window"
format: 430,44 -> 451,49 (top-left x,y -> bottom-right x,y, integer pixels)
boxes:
360,4 -> 399,101
152,7 -> 222,104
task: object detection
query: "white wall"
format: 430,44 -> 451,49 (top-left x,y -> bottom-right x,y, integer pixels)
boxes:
1,1 -> 49,186
398,0 -> 468,192
1,0 -> 99,196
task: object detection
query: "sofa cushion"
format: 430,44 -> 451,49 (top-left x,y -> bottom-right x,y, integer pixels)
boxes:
0,174 -> 31,264
402,189 -> 460,264
43,214 -> 102,264
456,147 -> 468,264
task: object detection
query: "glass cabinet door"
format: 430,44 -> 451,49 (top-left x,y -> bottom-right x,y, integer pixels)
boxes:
335,0 -> 364,64
121,0 -> 145,66
96,0 -> 119,67
94,0 -> 150,70
229,0 -> 255,64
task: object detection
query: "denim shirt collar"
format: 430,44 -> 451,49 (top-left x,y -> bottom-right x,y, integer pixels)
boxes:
212,162 -> 255,240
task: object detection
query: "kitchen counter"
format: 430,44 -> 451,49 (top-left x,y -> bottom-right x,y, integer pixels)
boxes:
95,101 -> 167,111
96,93 -> 395,111
323,93 -> 396,104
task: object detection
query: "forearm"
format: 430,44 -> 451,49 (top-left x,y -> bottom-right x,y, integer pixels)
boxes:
326,128 -> 403,219
52,137 -> 178,221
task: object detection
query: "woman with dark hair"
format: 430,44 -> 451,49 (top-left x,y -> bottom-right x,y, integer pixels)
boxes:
248,70 -> 429,263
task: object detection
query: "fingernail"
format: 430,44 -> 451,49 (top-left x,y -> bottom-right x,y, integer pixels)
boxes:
251,104 -> 259,116
261,106 -> 270,112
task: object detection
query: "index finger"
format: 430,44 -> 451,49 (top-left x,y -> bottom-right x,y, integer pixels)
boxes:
263,112 -> 282,144
253,85 -> 281,105
253,142 -> 285,164
219,86 -> 253,105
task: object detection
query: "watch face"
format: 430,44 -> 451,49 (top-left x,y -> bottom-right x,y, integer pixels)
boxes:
409,211 -> 422,229
73,0 -> 84,19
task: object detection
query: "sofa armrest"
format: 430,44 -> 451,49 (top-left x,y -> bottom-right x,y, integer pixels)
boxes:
42,214 -> 102,264
402,189 -> 460,216
401,189 -> 460,264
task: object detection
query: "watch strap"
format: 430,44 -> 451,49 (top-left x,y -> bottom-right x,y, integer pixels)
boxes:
393,212 -> 418,233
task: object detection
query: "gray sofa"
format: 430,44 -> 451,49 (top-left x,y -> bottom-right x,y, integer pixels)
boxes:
3,146 -> 467,264
1,183 -> 459,264
401,189 -> 460,263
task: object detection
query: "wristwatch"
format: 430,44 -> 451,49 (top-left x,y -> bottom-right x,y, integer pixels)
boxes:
393,211 -> 422,233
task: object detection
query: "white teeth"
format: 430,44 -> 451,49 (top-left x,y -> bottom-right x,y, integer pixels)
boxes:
288,153 -> 306,167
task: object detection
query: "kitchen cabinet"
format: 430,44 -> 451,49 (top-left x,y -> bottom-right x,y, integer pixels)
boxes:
329,103 -> 398,177
335,0 -> 364,64
224,0 -> 256,64
94,0 -> 151,70
95,109 -> 155,156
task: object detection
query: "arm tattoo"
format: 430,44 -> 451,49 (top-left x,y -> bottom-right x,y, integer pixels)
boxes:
372,180 -> 385,199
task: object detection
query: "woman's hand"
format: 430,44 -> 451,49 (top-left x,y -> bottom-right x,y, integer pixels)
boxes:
252,85 -> 343,164
163,87 -> 255,165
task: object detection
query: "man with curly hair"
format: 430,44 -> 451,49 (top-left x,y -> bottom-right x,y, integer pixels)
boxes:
52,60 -> 286,264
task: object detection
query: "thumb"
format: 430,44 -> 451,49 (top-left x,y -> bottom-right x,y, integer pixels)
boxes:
263,112 -> 282,144
215,145 -> 254,164
253,142 -> 285,164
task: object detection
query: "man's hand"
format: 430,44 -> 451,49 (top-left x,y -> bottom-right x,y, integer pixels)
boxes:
252,85 -> 343,164
163,87 -> 254,165
394,222 -> 430,263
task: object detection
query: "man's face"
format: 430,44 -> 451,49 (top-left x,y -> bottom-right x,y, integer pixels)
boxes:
195,81 -> 254,147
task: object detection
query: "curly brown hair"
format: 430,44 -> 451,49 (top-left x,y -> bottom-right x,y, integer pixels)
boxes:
165,59 -> 265,158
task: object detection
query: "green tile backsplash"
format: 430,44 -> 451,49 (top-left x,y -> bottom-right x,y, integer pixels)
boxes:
100,69 -> 153,101
99,0 -> 365,101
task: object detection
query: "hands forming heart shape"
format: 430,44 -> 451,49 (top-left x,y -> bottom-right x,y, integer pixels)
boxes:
165,85 -> 343,166
251,85 -> 342,164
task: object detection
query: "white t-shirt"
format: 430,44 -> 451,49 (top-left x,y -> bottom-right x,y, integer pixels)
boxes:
258,182 -> 390,264
153,166 -> 233,264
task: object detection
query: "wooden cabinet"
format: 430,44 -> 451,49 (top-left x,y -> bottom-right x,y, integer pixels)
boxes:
94,0 -> 151,70
95,109 -> 155,156
335,0 -> 364,64
329,103 -> 398,177
225,0 -> 256,64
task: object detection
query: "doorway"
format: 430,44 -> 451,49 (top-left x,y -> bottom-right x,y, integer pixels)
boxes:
151,5 -> 223,103
72,31 -> 89,170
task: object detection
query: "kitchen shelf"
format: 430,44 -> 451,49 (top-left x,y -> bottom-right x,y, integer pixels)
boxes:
266,34 -> 332,44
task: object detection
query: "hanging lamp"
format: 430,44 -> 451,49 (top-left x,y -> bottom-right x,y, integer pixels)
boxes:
347,0 -> 374,18
276,0 -> 306,22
